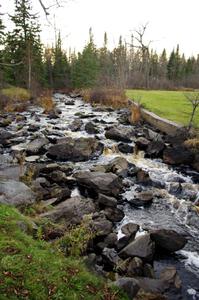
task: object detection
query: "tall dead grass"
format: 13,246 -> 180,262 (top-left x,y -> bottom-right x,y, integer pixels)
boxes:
82,88 -> 128,109
37,90 -> 55,113
0,87 -> 31,112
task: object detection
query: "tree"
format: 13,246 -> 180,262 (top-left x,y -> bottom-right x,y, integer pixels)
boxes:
4,0 -> 43,90
184,92 -> 199,130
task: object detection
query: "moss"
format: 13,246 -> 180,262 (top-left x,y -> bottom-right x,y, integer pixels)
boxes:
0,204 -> 127,300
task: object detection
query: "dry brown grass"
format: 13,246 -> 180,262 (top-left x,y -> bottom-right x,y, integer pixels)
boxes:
130,103 -> 142,124
82,88 -> 128,109
184,138 -> 199,153
0,87 -> 31,112
37,90 -> 55,113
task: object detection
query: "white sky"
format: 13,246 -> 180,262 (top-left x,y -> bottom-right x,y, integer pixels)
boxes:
1,0 -> 199,57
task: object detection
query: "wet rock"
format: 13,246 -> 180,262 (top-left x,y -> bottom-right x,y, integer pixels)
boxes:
26,137 -> 49,155
118,142 -> 134,154
150,229 -> 187,252
28,124 -> 40,132
49,185 -> 71,203
47,137 -> 104,162
105,126 -> 134,142
106,157 -> 129,177
41,196 -> 95,224
163,147 -> 194,165
117,234 -> 136,251
114,278 -> 140,299
68,119 -> 83,131
74,171 -> 123,197
0,179 -> 36,206
146,140 -> 165,157
103,233 -> 118,248
130,191 -> 154,207
45,170 -> 69,185
137,169 -> 152,185
104,207 -> 124,222
98,193 -> 117,207
85,121 -> 99,134
144,128 -> 163,142
25,155 -> 40,162
135,277 -> 167,294
0,117 -> 12,127
143,263 -> 155,278
135,137 -> 150,150
117,109 -> 131,125
119,234 -> 155,261
121,223 -> 139,236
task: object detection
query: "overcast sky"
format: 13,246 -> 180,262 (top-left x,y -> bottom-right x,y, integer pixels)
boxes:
1,0 -> 199,57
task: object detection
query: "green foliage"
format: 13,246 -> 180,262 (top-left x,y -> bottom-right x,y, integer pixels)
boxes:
127,89 -> 199,127
0,204 -> 127,300
58,215 -> 95,257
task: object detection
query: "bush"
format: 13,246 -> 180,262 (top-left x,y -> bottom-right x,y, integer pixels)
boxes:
82,88 -> 128,108
37,90 -> 55,113
184,138 -> 199,153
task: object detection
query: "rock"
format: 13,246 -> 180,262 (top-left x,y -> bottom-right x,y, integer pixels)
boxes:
163,147 -> 194,165
47,137 -> 104,162
102,248 -> 119,268
106,157 -> 129,177
118,142 -> 134,154
144,128 -> 163,142
160,266 -> 181,289
0,130 -> 14,146
45,170 -> 69,184
137,169 -> 152,185
143,263 -> 155,279
135,137 -> 150,150
68,119 -> 83,131
26,137 -> 49,155
150,229 -> 187,252
104,207 -> 124,222
117,235 -> 136,251
119,234 -> 155,261
85,122 -> 99,134
49,185 -> 71,203
135,277 -> 167,294
0,179 -> 36,206
41,196 -> 95,224
127,257 -> 144,277
121,223 -> 139,236
146,141 -> 165,157
25,155 -> 40,162
114,278 -> 140,299
130,191 -> 154,207
98,193 -> 117,207
28,124 -> 40,132
105,126 -> 134,142
98,233 -> 118,249
92,214 -> 113,236
74,171 -> 123,197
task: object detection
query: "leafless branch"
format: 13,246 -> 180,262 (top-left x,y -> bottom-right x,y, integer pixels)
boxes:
184,92 -> 199,130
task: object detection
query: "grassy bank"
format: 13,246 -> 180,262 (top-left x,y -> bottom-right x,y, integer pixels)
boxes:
0,204 -> 127,300
126,89 -> 199,127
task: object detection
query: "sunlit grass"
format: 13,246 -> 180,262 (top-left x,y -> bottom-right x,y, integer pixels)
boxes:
1,87 -> 31,101
126,89 -> 199,127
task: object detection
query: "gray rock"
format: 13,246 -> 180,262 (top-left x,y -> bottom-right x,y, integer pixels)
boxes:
98,193 -> 117,207
26,137 -> 49,155
69,119 -> 83,131
119,234 -> 155,261
118,142 -> 134,154
150,229 -> 187,252
74,171 -> 123,197
47,137 -> 104,162
85,122 -> 99,134
102,248 -> 119,267
121,223 -> 139,236
106,156 -> 129,177
105,126 -> 134,142
135,137 -> 150,150
104,207 -> 124,222
130,191 -> 154,207
41,196 -> 95,224
114,278 -> 140,299
92,214 -> 113,236
0,179 -> 36,206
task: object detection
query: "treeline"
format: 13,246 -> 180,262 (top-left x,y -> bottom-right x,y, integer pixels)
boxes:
1,0 -> 199,92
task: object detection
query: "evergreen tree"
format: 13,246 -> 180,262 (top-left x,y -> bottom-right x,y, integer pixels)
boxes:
4,0 -> 43,90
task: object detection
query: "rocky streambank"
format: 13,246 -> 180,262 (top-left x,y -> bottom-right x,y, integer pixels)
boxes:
0,93 -> 199,299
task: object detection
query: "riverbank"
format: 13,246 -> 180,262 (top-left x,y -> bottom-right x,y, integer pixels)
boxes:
0,93 -> 199,299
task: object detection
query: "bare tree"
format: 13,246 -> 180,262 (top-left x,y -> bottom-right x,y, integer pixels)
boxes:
131,23 -> 153,89
184,92 -> 199,130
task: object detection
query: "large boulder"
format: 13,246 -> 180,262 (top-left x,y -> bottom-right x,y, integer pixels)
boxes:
74,171 -> 123,197
26,137 -> 49,155
105,126 -> 134,142
47,137 -> 104,162
106,157 -> 129,177
129,191 -> 154,207
150,229 -> 187,252
41,196 -> 95,224
146,140 -> 165,157
85,122 -> 99,134
0,179 -> 36,206
119,234 -> 155,261
163,147 -> 194,165
0,130 -> 14,146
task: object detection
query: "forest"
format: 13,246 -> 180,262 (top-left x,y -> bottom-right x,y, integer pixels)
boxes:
1,0 -> 199,93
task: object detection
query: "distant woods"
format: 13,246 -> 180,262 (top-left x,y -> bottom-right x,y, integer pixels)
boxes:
1,0 -> 199,92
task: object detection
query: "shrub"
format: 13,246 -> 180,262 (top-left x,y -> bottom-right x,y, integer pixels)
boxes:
82,88 -> 128,108
37,90 -> 55,113
0,87 -> 31,112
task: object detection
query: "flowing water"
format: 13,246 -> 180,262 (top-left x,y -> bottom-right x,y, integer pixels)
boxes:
1,93 -> 199,299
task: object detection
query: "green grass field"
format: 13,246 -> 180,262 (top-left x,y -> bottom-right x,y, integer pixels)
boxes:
126,90 -> 199,127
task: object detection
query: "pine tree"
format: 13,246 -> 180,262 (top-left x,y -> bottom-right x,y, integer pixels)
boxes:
4,0 -> 44,90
